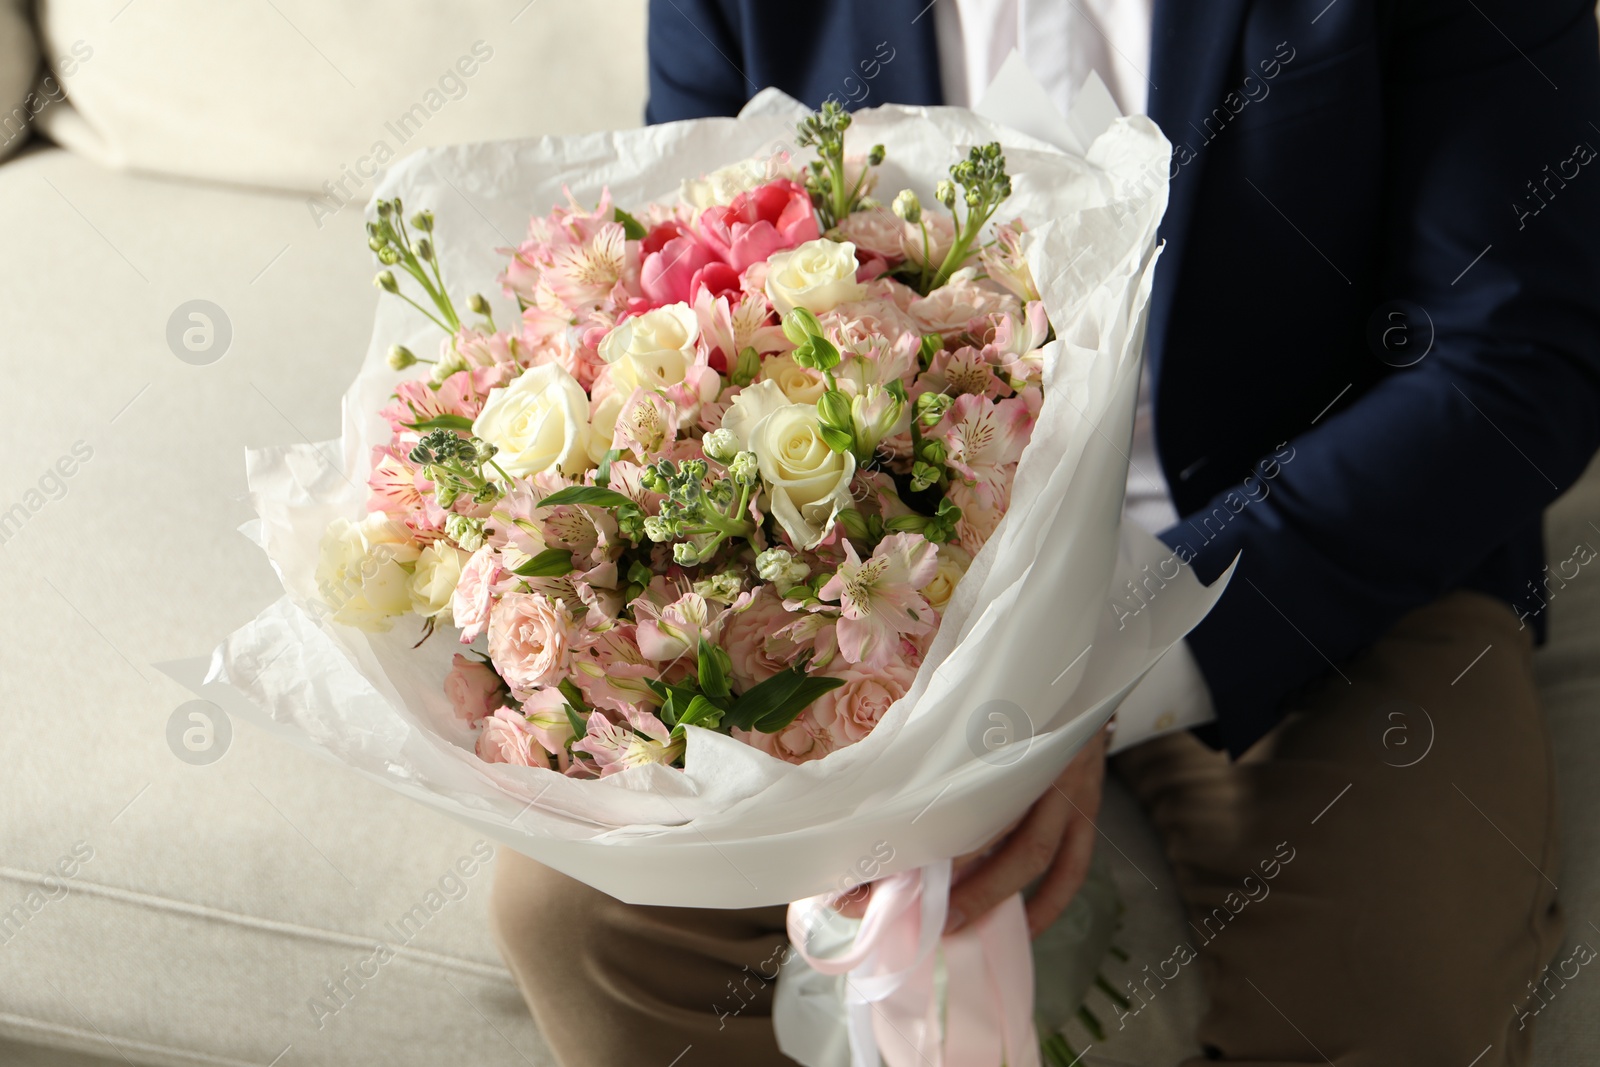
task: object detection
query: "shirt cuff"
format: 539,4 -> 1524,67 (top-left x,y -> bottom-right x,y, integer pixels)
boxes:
1107,640 -> 1217,755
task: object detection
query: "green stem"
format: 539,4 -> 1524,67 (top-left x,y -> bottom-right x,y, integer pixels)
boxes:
393,290 -> 454,334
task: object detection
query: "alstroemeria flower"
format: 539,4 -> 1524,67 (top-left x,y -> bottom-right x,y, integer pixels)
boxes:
932,393 -> 1034,506
819,533 -> 940,670
573,711 -> 685,777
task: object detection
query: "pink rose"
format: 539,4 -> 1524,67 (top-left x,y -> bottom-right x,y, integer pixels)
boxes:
733,708 -> 836,765
475,708 -> 537,766
451,545 -> 499,643
832,209 -> 909,262
444,654 -> 507,727
488,592 -> 577,698
699,179 -> 819,272
721,586 -> 796,690
812,661 -> 917,748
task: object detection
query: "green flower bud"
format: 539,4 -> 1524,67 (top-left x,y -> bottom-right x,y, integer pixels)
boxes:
469,293 -> 491,316
377,246 -> 401,266
915,391 -> 954,427
935,179 -> 957,209
732,346 -> 762,386
917,437 -> 947,467
817,389 -> 852,432
376,200 -> 393,219
416,237 -> 433,261
892,189 -> 922,225
387,344 -> 417,370
375,271 -> 399,293
835,508 -> 871,543
702,428 -> 739,463
782,307 -> 824,347
642,516 -> 674,543
411,210 -> 434,233
867,143 -> 886,166
910,462 -> 942,493
680,458 -> 708,482
672,542 -> 699,566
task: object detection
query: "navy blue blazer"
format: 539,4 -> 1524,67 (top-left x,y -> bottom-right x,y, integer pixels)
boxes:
646,0 -> 1600,755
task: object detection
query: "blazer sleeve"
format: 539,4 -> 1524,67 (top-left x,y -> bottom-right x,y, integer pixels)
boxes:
1163,0 -> 1600,756
645,0 -> 749,122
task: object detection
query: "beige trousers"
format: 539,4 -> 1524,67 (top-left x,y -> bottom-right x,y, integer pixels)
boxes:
491,592 -> 1564,1065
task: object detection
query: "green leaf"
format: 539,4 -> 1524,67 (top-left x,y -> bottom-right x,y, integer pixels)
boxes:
727,667 -> 846,733
675,694 -> 725,735
537,485 -> 635,509
558,678 -> 590,711
403,413 -> 475,433
613,206 -> 648,241
698,638 -> 731,702
511,548 -> 574,577
563,703 -> 588,744
595,448 -> 623,488
627,560 -> 655,588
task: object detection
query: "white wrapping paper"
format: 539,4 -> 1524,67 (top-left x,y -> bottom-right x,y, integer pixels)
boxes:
161,69 -> 1229,918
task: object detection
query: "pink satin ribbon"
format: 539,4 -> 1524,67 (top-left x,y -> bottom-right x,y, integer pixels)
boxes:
787,862 -> 1041,1067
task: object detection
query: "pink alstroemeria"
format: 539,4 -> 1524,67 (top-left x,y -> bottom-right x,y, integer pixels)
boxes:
933,393 -> 1035,507
572,710 -> 685,777
819,533 -> 940,670
632,589 -> 717,662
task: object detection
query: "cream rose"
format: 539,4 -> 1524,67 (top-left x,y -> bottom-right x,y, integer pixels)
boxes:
681,158 -> 773,209
599,303 -> 700,391
764,238 -> 867,316
748,402 -> 857,549
472,362 -> 593,477
314,513 -> 422,632
919,543 -> 971,612
757,352 -> 827,405
409,542 -> 469,618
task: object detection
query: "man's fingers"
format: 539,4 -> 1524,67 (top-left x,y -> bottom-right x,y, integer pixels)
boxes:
946,792 -> 1071,933
1024,811 -> 1096,936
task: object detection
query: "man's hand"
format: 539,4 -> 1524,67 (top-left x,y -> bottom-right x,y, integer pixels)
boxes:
835,724 -> 1110,938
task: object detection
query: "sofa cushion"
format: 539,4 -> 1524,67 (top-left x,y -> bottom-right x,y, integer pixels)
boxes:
0,145 -> 551,1067
0,0 -> 40,162
31,0 -> 646,193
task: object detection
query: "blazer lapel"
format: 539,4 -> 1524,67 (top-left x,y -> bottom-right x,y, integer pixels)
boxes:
1145,0 -> 1253,373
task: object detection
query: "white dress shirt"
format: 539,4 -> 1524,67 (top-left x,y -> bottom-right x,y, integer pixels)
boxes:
933,0 -> 1217,752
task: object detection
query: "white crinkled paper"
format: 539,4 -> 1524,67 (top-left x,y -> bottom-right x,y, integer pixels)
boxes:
163,70 -> 1228,911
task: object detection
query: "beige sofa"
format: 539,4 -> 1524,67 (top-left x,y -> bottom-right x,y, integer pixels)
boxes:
1,3 -> 1596,1065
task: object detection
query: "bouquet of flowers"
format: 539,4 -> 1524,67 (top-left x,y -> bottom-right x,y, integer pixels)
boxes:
170,72 -> 1226,1067
336,98 -> 1049,778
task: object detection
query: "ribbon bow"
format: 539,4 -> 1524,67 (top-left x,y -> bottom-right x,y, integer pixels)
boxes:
787,861 -> 1041,1067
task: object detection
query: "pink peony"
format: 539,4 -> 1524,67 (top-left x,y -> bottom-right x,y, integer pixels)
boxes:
698,179 -> 819,272
639,220 -> 720,307
445,654 -> 507,727
487,592 -> 576,698
811,660 -> 917,747
475,707 -> 538,766
451,545 -> 500,643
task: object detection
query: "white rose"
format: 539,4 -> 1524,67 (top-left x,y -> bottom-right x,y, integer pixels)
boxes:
409,542 -> 469,618
757,352 -> 828,405
315,513 -> 422,632
472,362 -> 594,478
681,158 -> 771,209
919,543 -> 971,612
765,238 -> 867,316
720,379 -> 791,450
748,403 -> 857,549
599,303 -> 700,391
